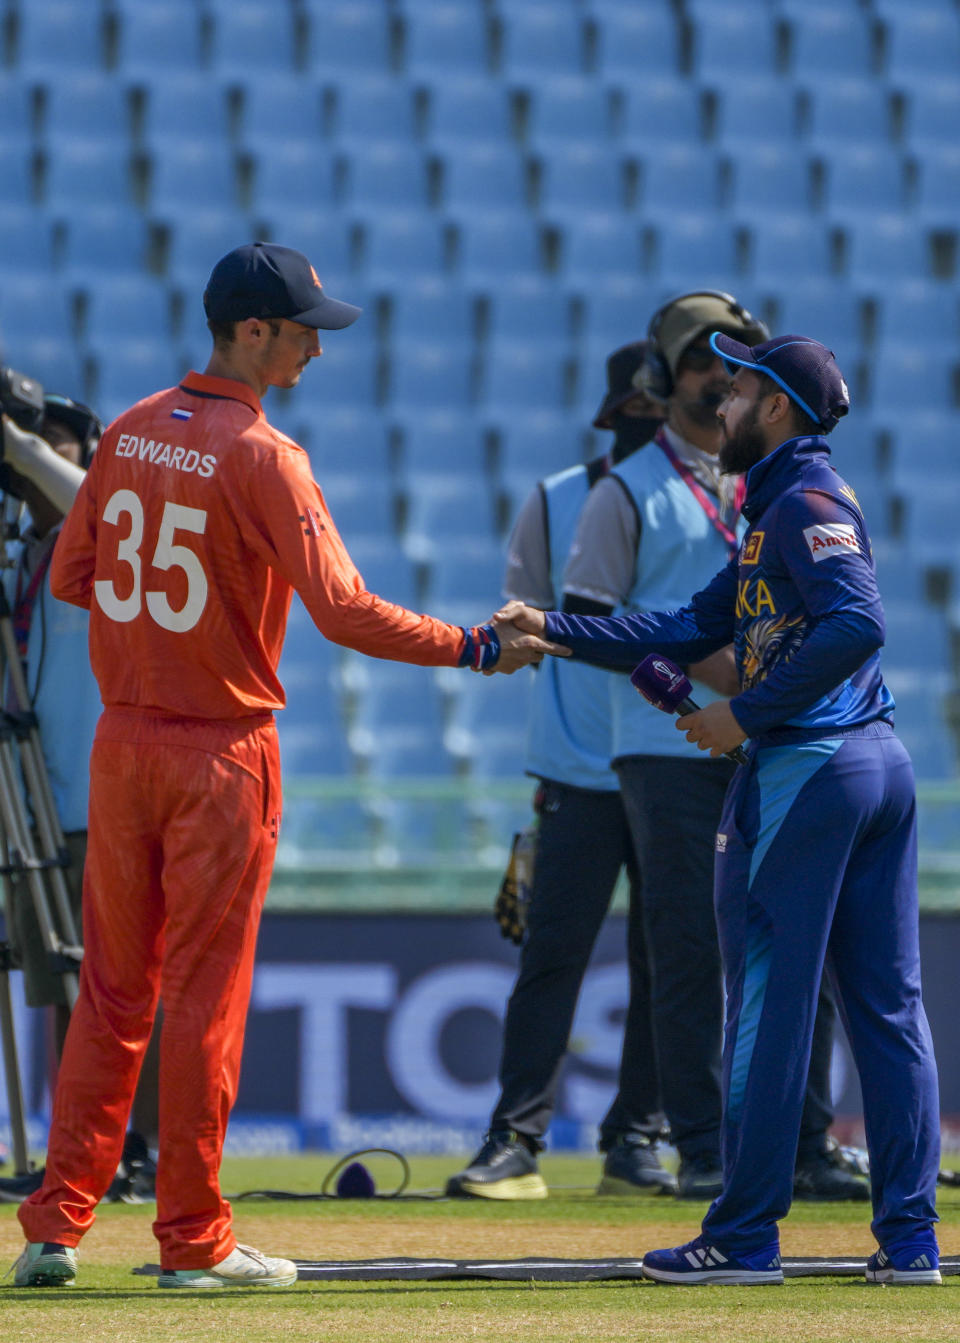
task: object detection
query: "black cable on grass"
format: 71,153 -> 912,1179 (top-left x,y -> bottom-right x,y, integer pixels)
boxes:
231,1147 -> 442,1201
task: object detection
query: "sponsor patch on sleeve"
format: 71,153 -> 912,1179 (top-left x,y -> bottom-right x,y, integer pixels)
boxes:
803,522 -> 859,562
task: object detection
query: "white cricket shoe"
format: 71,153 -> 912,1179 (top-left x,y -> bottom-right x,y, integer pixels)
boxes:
14,1242 -> 78,1287
157,1243 -> 297,1288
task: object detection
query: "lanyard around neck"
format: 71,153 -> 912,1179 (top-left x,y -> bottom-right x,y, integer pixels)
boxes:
654,429 -> 741,559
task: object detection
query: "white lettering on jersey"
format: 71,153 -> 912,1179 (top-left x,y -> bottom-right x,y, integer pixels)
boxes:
114,435 -> 217,476
803,523 -> 859,562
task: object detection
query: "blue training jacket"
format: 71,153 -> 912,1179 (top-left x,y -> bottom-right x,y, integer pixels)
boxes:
543,435 -> 896,746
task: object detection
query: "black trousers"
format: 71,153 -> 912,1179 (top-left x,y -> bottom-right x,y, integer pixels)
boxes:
492,763 -> 837,1160
493,780 -> 663,1148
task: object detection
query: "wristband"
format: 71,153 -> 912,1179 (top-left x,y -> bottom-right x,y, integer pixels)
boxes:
458,623 -> 501,671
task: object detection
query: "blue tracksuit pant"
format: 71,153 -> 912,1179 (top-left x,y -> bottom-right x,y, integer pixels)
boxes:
702,723 -> 940,1253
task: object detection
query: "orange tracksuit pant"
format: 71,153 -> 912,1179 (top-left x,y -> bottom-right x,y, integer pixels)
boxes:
19,707 -> 281,1268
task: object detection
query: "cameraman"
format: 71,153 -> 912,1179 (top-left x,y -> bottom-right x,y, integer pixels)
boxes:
0,396 -> 158,1202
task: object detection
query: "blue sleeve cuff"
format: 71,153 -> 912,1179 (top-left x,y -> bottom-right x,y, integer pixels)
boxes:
459,623 -> 501,670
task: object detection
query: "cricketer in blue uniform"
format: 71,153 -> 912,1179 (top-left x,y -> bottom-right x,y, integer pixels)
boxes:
499,333 -> 941,1286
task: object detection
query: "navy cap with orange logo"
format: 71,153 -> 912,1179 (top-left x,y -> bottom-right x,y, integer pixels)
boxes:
203,241 -> 361,330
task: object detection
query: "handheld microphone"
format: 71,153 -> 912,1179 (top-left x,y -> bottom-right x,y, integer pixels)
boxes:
630,654 -> 749,766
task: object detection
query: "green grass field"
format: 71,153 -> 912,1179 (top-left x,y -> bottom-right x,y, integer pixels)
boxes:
1,1153 -> 958,1343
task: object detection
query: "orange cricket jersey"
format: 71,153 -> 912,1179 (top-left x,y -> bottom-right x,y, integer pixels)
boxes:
50,371 -> 467,719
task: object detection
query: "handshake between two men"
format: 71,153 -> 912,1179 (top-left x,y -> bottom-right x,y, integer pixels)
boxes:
487,601 -> 748,762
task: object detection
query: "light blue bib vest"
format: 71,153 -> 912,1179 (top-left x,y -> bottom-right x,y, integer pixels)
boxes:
524,465 -> 619,791
610,445 -> 745,761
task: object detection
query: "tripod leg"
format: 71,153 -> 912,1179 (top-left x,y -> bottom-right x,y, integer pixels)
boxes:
0,958 -> 30,1175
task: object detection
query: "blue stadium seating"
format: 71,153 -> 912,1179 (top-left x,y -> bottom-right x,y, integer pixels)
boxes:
401,5 -> 491,79
0,336 -> 85,403
0,143 -> 37,208
388,343 -> 475,410
590,5 -> 680,79
820,146 -> 908,218
277,721 -> 355,779
307,343 -> 382,417
15,2 -> 106,76
639,145 -> 725,212
748,217 -> 837,283
481,346 -> 572,411
339,144 -> 431,211
523,77 -> 612,147
495,412 -> 587,477
89,339 -> 183,423
454,211 -> 547,283
326,76 -> 418,147
618,78 -> 703,147
205,2 -> 298,75
79,274 -> 174,344
437,144 -> 530,211
578,276 -> 659,349
773,283 -> 865,363
902,80 -> 960,149
59,205 -> 149,281
423,79 -> 514,147
111,1 -> 205,76
392,411 -> 488,477
303,407 -> 392,475
558,214 -> 642,281
802,81 -> 894,149
303,1 -> 393,75
0,207 -> 54,273
147,141 -> 240,214
321,473 -> 397,546
251,210 -> 355,280
424,545 -> 505,614
278,797 -> 375,859
534,145 -> 627,217
783,8 -> 876,78
484,278 -> 576,350
496,6 -> 586,81
0,74 -> 33,143
843,214 -> 931,285
647,216 -> 742,290
874,281 -> 958,349
913,146 -> 960,225
726,144 -> 814,215
0,274 -> 75,343
137,73 -> 233,153
239,82 -> 322,145
164,209 -> 256,290
689,8 -> 779,80
346,539 -> 420,610
387,280 -> 477,347
881,413 -> 960,479
246,141 -> 338,215
39,74 -> 132,146
358,213 -> 452,282
42,140 -> 134,212
401,472 -> 498,559
879,8 -> 960,81
711,79 -> 799,148
870,346 -> 956,417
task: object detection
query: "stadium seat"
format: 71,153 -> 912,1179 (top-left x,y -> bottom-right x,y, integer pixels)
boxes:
401,5 -> 491,79
869,346 -> 955,417
726,144 -> 815,215
89,339 -> 184,423
784,9 -> 876,79
348,662 -> 446,735
147,141 -> 241,214
523,77 -> 612,147
206,1 -> 298,75
590,5 -> 681,79
886,686 -> 958,782
871,540 -> 926,605
422,78 -> 514,147
371,798 -> 474,862
819,146 -> 908,218
79,274 -> 174,345
879,8 -> 960,81
41,140 -> 134,212
578,275 -> 659,350
392,411 -> 488,477
245,141 -> 338,216
0,207 -> 54,273
494,411 -> 588,478
276,721 -> 355,779
484,278 -> 576,350
303,1 -> 394,75
136,73 -> 233,153
638,146 -> 725,213
325,76 -> 417,147
617,77 -> 702,148
38,74 -> 133,146
883,600 -> 952,674
321,473 -> 397,546
688,8 -> 780,80
0,274 -> 75,343
772,283 -> 865,364
0,337 -> 85,404
881,413 -> 960,480
387,343 -> 475,410
339,144 -> 431,211
874,281 -> 958,350
646,216 -> 742,290
802,81 -> 895,150
163,209 -> 257,289
251,210 -> 356,280
15,1 -> 107,76
842,214 -> 932,285
533,145 -> 627,217
386,280 -> 477,347
902,80 -> 960,149
481,346 -> 573,412
0,74 -> 33,144
748,217 -> 838,284
111,0 -> 204,76
59,205 -> 149,281
238,81 -> 322,145
277,797 -> 374,860
454,211 -> 547,284
346,538 -> 420,610
357,213 -> 453,282
436,144 -> 531,212
710,78 -> 799,148
423,546 -> 505,626
913,146 -> 960,226
558,214 -> 642,281
401,473 -> 498,559
303,407 -> 392,475
495,6 -> 586,81
308,343 -> 382,416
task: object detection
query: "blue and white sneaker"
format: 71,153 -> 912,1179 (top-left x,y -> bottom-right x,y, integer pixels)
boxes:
642,1235 -> 784,1285
13,1242 -> 78,1287
866,1239 -> 941,1286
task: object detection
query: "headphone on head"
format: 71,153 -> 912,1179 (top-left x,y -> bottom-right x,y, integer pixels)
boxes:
638,290 -> 768,403
43,393 -> 103,468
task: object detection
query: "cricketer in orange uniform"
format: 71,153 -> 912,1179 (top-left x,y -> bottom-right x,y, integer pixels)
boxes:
18,243 -> 556,1274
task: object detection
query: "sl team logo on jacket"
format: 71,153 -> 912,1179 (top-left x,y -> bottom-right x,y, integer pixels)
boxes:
803,523 -> 859,562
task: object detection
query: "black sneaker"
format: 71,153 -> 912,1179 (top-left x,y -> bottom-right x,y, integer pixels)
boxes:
597,1136 -> 678,1195
446,1130 -> 547,1200
794,1141 -> 870,1201
104,1130 -> 157,1204
676,1153 -> 724,1200
0,1168 -> 44,1204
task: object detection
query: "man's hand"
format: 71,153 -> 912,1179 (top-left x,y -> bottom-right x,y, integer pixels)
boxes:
491,600 -> 547,637
677,699 -> 747,757
485,618 -> 570,675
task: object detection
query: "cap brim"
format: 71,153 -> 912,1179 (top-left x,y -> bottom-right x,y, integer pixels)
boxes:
293,293 -> 363,330
709,331 -> 758,375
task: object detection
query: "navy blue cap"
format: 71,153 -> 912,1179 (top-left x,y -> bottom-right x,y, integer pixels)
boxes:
710,331 -> 850,433
203,242 -> 361,330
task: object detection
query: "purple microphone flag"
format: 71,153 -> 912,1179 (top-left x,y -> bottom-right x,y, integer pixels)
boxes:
630,655 -> 693,713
